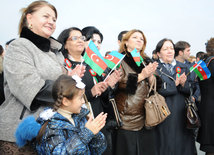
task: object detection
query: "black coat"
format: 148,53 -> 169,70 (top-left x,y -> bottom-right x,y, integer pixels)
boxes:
155,60 -> 196,155
197,57 -> 214,152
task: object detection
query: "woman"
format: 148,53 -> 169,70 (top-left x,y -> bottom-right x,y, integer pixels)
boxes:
82,26 -> 103,51
57,27 -> 120,155
197,37 -> 214,155
155,38 -> 196,155
0,1 -> 84,154
114,29 -> 158,155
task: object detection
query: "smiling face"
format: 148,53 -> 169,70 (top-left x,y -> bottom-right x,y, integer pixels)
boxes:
125,32 -> 144,52
26,5 -> 56,38
65,30 -> 85,55
157,41 -> 175,63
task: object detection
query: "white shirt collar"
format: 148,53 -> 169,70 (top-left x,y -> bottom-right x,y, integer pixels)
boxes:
160,59 -> 176,67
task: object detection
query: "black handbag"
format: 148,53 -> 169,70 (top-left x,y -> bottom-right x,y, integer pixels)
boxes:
185,88 -> 201,129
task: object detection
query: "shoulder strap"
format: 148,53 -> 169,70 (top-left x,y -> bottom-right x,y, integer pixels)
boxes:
148,77 -> 157,94
206,56 -> 214,66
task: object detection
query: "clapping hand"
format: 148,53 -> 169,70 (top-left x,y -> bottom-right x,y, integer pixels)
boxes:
175,72 -> 187,87
85,112 -> 107,135
67,64 -> 86,78
138,62 -> 158,82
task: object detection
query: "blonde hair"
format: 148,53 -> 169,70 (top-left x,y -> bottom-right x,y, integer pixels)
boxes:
119,29 -> 147,59
18,0 -> 57,35
188,55 -> 196,63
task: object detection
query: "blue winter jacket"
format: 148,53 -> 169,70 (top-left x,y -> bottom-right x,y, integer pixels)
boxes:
36,108 -> 107,155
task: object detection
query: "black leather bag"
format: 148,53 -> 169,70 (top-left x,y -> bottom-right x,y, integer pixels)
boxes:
185,88 -> 201,129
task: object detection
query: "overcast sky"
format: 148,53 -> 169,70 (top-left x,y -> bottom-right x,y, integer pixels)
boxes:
1,0 -> 214,57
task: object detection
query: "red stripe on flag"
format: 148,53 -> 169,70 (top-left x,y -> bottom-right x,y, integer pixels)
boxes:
197,66 -> 208,79
105,55 -> 120,64
86,47 -> 107,70
133,57 -> 140,62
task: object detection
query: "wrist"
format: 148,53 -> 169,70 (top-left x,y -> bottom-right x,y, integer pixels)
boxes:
138,72 -> 145,82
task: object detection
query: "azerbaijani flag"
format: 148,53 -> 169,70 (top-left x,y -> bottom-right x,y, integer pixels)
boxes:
189,60 -> 211,80
83,40 -> 108,76
130,48 -> 144,67
104,51 -> 125,69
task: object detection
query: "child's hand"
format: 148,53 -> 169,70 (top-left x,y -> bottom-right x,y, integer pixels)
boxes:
85,112 -> 107,135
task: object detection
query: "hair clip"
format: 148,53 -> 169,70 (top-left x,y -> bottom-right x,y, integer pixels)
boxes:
72,75 -> 86,89
39,109 -> 56,121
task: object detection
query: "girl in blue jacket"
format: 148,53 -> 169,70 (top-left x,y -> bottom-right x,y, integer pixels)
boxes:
15,74 -> 107,155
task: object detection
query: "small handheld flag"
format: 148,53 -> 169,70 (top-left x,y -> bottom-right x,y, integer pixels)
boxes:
83,40 -> 108,76
130,48 -> 145,67
104,51 -> 125,69
189,60 -> 211,80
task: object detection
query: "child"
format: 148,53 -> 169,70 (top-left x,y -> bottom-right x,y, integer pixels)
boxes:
15,74 -> 107,154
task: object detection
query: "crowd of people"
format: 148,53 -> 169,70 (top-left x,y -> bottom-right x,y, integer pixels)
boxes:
0,1 -> 214,155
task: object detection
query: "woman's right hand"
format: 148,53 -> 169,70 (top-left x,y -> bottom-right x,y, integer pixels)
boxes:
85,112 -> 107,135
138,62 -> 158,82
91,81 -> 108,97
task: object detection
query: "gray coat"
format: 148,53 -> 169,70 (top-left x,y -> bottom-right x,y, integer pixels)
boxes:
0,36 -> 64,142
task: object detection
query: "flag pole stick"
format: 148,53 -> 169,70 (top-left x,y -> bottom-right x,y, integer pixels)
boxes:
103,55 -> 126,82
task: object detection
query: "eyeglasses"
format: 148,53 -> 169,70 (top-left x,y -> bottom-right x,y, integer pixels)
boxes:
67,36 -> 86,41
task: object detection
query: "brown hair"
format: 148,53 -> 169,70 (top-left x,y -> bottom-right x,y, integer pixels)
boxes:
36,74 -> 81,142
206,37 -> 214,56
119,29 -> 147,59
18,0 -> 57,35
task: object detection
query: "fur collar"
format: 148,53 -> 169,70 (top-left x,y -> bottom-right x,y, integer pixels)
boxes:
123,51 -> 147,73
20,27 -> 61,52
122,51 -> 153,73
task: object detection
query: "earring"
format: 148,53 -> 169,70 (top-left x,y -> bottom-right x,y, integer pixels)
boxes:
28,24 -> 32,30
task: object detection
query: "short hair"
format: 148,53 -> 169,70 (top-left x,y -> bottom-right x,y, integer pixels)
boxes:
119,29 -> 147,59
174,41 -> 190,57
18,0 -> 57,35
155,38 -> 175,54
196,51 -> 206,60
206,37 -> 214,56
0,45 -> 4,55
5,38 -> 16,46
82,26 -> 103,42
152,49 -> 157,54
57,27 -> 82,59
118,30 -> 128,41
